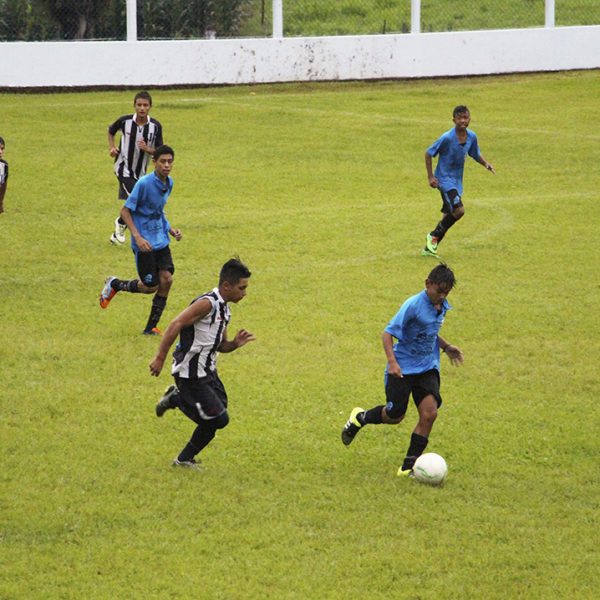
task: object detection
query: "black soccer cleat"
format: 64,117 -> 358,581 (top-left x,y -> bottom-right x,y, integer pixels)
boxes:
156,384 -> 178,417
341,407 -> 365,446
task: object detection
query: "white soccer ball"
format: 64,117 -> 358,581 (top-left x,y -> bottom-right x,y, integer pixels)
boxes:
413,452 -> 448,485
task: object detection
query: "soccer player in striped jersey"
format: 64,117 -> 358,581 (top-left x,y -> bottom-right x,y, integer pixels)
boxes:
422,105 -> 495,256
341,263 -> 464,477
107,91 -> 163,245
99,145 -> 182,335
149,258 -> 255,469
0,136 -> 8,214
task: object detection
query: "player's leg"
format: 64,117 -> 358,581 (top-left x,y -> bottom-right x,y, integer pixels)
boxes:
111,177 -> 136,245
399,370 -> 442,474
99,249 -> 158,309
143,247 -> 174,335
341,372 -> 409,446
431,190 -> 463,242
172,375 -> 229,468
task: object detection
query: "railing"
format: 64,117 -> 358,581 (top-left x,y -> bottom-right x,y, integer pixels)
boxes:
0,0 -> 598,42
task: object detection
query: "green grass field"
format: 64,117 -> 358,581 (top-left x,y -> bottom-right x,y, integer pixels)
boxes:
1,70 -> 599,599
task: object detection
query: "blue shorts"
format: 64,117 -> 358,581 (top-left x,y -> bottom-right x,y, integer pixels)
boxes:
133,245 -> 174,287
439,188 -> 463,214
384,369 -> 442,419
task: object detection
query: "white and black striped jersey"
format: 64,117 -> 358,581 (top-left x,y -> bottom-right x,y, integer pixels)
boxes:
108,114 -> 163,179
0,159 -> 8,186
171,288 -> 231,379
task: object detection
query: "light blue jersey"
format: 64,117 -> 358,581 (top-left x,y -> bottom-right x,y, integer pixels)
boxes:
125,171 -> 173,251
426,128 -> 480,194
384,290 -> 451,375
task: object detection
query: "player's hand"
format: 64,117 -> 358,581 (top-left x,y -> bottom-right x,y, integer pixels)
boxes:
135,235 -> 153,252
485,163 -> 495,174
137,140 -> 151,152
428,175 -> 439,188
171,229 -> 183,241
233,329 -> 256,348
444,345 -> 464,366
109,147 -> 119,158
149,356 -> 164,377
388,361 -> 403,378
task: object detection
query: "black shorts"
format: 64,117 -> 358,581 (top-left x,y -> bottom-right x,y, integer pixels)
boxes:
439,188 -> 463,214
133,245 -> 174,287
174,372 -> 228,425
384,369 -> 442,419
117,176 -> 137,200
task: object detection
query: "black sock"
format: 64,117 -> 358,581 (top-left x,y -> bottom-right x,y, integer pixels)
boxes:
431,213 -> 457,242
111,278 -> 139,293
117,216 -> 127,226
359,405 -> 385,425
401,432 -> 429,471
144,294 -> 167,332
178,424 -> 217,462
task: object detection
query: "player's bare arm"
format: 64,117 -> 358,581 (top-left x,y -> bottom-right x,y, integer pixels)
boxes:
439,335 -> 464,366
149,298 -> 213,376
120,206 -> 152,252
425,152 -> 438,187
107,132 -> 119,157
218,328 -> 256,353
477,154 -> 495,174
382,331 -> 403,378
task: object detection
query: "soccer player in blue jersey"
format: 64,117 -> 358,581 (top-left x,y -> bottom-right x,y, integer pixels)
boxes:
341,263 -> 464,477
149,258 -> 255,470
422,106 -> 495,256
99,145 -> 182,335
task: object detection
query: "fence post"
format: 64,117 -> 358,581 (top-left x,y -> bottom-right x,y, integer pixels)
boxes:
411,0 -> 421,34
545,0 -> 555,28
273,0 -> 283,38
126,0 -> 137,41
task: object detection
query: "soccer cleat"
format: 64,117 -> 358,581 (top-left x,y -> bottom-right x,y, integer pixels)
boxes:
99,276 -> 118,309
397,467 -> 415,478
421,248 -> 439,258
156,384 -> 178,417
426,233 -> 439,254
341,407 -> 364,446
113,218 -> 127,244
172,458 -> 202,471
142,327 -> 162,336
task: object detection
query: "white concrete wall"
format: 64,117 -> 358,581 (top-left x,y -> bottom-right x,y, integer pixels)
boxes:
1,25 -> 599,89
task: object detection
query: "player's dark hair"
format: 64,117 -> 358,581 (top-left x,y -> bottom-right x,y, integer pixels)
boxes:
0,136 -> 5,146
134,90 -> 153,105
427,263 -> 456,289
153,144 -> 174,160
219,257 -> 251,285
453,105 -> 469,117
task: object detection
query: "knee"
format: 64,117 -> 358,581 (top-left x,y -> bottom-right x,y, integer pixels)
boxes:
383,405 -> 405,425
453,206 -> 465,219
140,283 -> 159,294
421,407 -> 438,426
212,411 -> 229,430
159,272 -> 173,292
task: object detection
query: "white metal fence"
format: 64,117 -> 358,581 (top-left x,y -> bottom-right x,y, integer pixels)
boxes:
1,0 -> 598,41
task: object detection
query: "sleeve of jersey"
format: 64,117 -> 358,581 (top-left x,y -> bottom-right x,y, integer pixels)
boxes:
426,134 -> 445,157
468,133 -> 481,159
155,122 -> 164,147
384,300 -> 414,340
108,115 -> 126,136
124,178 -> 144,211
